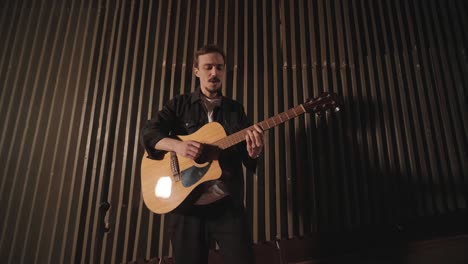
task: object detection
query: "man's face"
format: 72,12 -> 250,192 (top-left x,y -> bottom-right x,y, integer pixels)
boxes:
194,52 -> 225,97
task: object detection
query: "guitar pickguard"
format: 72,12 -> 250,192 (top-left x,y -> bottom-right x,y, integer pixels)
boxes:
180,162 -> 213,187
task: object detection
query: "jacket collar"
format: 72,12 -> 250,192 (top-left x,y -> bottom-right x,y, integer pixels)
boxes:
191,87 -> 223,104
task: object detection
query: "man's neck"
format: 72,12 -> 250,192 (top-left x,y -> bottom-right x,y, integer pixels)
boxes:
201,89 -> 221,99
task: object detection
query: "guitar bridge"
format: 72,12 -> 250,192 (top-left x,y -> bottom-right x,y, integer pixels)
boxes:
170,152 -> 181,182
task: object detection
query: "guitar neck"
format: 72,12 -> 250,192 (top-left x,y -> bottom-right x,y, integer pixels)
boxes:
214,104 -> 306,150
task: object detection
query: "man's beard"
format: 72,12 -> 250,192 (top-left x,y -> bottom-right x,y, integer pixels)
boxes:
206,77 -> 221,94
206,86 -> 220,94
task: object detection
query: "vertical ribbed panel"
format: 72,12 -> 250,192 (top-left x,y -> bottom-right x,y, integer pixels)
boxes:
0,0 -> 467,263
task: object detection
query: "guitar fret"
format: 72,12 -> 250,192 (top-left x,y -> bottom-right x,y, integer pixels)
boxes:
259,122 -> 266,130
292,107 -> 298,116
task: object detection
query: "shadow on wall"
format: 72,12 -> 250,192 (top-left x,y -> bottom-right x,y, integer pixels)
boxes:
293,94 -> 467,231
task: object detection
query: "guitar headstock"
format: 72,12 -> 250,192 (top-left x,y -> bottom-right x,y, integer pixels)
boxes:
303,92 -> 342,115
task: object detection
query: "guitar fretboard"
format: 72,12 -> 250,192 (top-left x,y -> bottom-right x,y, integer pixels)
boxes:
214,104 -> 306,149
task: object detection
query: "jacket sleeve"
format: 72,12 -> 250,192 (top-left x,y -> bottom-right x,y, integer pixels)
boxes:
140,98 -> 177,160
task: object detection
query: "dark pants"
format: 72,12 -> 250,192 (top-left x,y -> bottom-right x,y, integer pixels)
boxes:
168,198 -> 254,264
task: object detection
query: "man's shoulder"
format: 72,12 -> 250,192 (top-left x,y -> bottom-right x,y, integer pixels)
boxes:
169,91 -> 195,104
222,96 -> 244,109
174,91 -> 193,99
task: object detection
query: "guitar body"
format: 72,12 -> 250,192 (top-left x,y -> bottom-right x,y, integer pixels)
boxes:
140,122 -> 226,214
140,92 -> 341,214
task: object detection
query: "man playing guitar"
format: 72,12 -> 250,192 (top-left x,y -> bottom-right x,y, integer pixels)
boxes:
140,45 -> 263,264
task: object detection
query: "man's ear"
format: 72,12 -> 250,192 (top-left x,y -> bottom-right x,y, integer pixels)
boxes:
193,67 -> 199,77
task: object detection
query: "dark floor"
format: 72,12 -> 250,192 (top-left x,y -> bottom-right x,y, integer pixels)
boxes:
137,234 -> 468,264
133,212 -> 468,264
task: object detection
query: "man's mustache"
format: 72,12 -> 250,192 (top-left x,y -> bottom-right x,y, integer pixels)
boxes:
209,77 -> 220,82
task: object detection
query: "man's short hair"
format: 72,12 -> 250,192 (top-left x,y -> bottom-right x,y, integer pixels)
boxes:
193,44 -> 226,68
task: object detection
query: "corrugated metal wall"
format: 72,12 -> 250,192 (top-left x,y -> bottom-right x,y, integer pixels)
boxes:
0,0 -> 467,263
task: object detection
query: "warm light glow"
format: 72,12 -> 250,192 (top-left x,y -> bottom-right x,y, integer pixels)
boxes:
155,177 -> 172,198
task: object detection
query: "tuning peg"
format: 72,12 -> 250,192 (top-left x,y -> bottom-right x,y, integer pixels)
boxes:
334,106 -> 340,112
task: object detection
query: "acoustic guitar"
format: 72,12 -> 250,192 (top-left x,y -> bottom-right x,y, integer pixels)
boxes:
141,92 -> 341,214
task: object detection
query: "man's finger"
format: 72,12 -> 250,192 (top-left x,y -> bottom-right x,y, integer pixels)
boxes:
188,141 -> 202,148
249,130 -> 258,148
253,124 -> 263,134
251,130 -> 262,146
